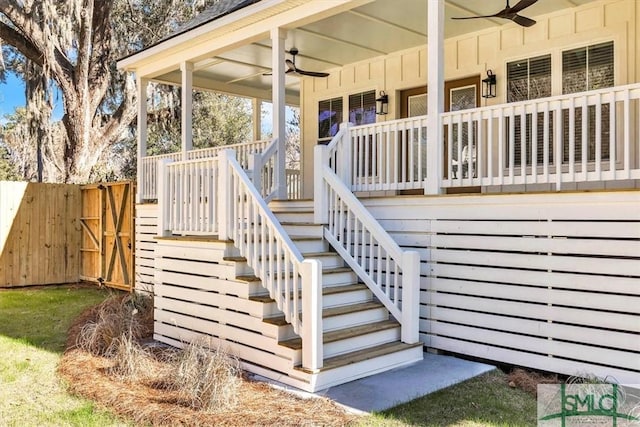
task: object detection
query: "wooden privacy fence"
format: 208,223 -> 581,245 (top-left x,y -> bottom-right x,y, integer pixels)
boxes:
0,182 -> 81,287
0,180 -> 135,290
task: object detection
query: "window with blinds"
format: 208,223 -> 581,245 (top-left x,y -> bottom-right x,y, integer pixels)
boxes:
562,41 -> 614,162
348,90 -> 376,126
318,97 -> 343,143
506,55 -> 552,167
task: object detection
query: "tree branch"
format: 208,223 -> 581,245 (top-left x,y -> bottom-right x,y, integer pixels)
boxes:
0,22 -> 43,66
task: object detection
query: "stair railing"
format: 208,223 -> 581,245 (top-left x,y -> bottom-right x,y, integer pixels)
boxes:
218,150 -> 323,371
315,125 -> 420,344
249,138 -> 280,201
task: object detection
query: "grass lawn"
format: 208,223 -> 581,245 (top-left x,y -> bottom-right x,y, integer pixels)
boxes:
363,369 -> 537,426
0,285 -> 127,426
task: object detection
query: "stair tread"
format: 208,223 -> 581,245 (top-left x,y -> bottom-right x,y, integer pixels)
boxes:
263,301 -> 384,325
249,283 -> 368,303
279,222 -> 322,226
279,319 -> 400,350
223,251 -> 340,263
235,266 -> 353,284
296,341 -> 423,373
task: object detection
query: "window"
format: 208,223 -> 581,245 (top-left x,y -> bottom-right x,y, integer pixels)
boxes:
506,55 -> 552,167
562,41 -> 614,161
348,90 -> 376,126
318,97 -> 343,143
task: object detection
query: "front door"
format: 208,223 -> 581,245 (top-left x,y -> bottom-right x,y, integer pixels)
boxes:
444,76 -> 480,184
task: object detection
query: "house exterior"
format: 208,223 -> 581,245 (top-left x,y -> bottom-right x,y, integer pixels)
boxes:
118,0 -> 640,392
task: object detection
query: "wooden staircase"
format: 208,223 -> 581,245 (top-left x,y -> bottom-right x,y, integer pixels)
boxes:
242,199 -> 423,390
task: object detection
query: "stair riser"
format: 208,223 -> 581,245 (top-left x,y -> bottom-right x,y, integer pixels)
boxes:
323,327 -> 401,359
255,288 -> 372,312
274,212 -> 315,223
293,239 -> 328,252
322,270 -> 358,286
281,224 -> 324,237
323,307 -> 389,331
323,289 -> 372,307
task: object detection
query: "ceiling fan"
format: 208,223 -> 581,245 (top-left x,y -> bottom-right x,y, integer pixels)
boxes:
264,48 -> 329,78
452,0 -> 538,28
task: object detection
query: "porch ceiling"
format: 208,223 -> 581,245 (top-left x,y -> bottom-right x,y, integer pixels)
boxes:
153,0 -> 599,101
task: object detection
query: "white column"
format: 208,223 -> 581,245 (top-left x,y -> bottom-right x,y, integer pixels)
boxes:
271,28 -> 287,199
252,98 -> 262,141
136,76 -> 148,204
181,61 -> 194,161
426,0 -> 444,195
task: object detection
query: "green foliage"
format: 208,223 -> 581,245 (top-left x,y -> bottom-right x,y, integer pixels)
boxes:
0,143 -> 18,180
0,286 -> 127,425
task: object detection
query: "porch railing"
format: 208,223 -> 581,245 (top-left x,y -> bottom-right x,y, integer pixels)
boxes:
315,130 -> 420,344
441,83 -> 640,190
348,116 -> 428,192
141,139 -> 270,200
157,158 -> 219,236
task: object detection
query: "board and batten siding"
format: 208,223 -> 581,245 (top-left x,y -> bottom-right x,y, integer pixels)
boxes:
301,0 -> 640,197
363,190 -> 640,384
0,182 -> 81,287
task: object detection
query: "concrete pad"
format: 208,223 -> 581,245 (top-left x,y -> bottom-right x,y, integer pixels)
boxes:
318,352 -> 495,413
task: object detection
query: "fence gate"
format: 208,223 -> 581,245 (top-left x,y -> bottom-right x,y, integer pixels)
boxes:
80,181 -> 135,291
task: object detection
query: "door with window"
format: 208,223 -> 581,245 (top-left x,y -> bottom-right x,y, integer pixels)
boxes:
443,76 -> 481,180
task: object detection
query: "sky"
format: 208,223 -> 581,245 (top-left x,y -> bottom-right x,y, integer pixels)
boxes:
0,73 -> 64,123
0,74 -> 26,120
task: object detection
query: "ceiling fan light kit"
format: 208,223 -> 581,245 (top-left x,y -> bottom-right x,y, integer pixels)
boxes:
452,0 -> 538,27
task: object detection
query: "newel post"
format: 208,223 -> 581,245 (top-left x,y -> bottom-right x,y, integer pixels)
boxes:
314,145 -> 329,224
249,152 -> 263,196
157,159 -> 172,237
401,250 -> 421,344
302,259 -> 323,370
217,149 -> 235,241
338,122 -> 353,186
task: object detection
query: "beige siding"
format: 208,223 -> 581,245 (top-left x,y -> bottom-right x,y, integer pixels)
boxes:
301,0 -> 638,197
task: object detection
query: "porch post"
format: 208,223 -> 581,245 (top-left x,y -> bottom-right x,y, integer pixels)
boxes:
252,98 -> 262,141
136,76 -> 148,204
181,61 -> 194,161
271,28 -> 287,199
426,0 -> 444,195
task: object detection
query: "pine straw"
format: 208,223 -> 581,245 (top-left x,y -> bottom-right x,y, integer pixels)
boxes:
507,368 -> 559,396
58,298 -> 356,426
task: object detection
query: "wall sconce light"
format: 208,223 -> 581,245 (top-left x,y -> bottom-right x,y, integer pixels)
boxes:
482,70 -> 497,99
376,91 -> 389,115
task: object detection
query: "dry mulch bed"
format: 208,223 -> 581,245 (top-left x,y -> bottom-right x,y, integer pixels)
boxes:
57,298 -> 356,426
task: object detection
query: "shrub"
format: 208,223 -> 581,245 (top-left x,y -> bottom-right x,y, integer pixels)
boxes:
169,339 -> 241,412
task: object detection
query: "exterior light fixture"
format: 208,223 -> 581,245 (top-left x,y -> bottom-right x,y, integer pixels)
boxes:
376,91 -> 389,115
482,70 -> 497,99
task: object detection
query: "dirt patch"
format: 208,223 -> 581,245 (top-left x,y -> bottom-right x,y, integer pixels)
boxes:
58,298 -> 356,426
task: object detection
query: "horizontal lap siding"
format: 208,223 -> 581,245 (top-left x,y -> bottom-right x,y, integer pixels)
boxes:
135,204 -> 158,295
364,191 -> 640,383
153,238 -> 300,376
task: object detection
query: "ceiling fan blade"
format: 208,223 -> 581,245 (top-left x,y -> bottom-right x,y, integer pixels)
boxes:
452,14 -> 500,20
512,14 -> 536,27
509,0 -> 538,14
296,69 -> 330,78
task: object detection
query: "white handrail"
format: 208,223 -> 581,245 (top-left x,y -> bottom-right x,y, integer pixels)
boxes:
219,150 -> 323,370
141,139 -> 270,201
315,142 -> 420,344
157,157 -> 219,236
441,83 -> 640,190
